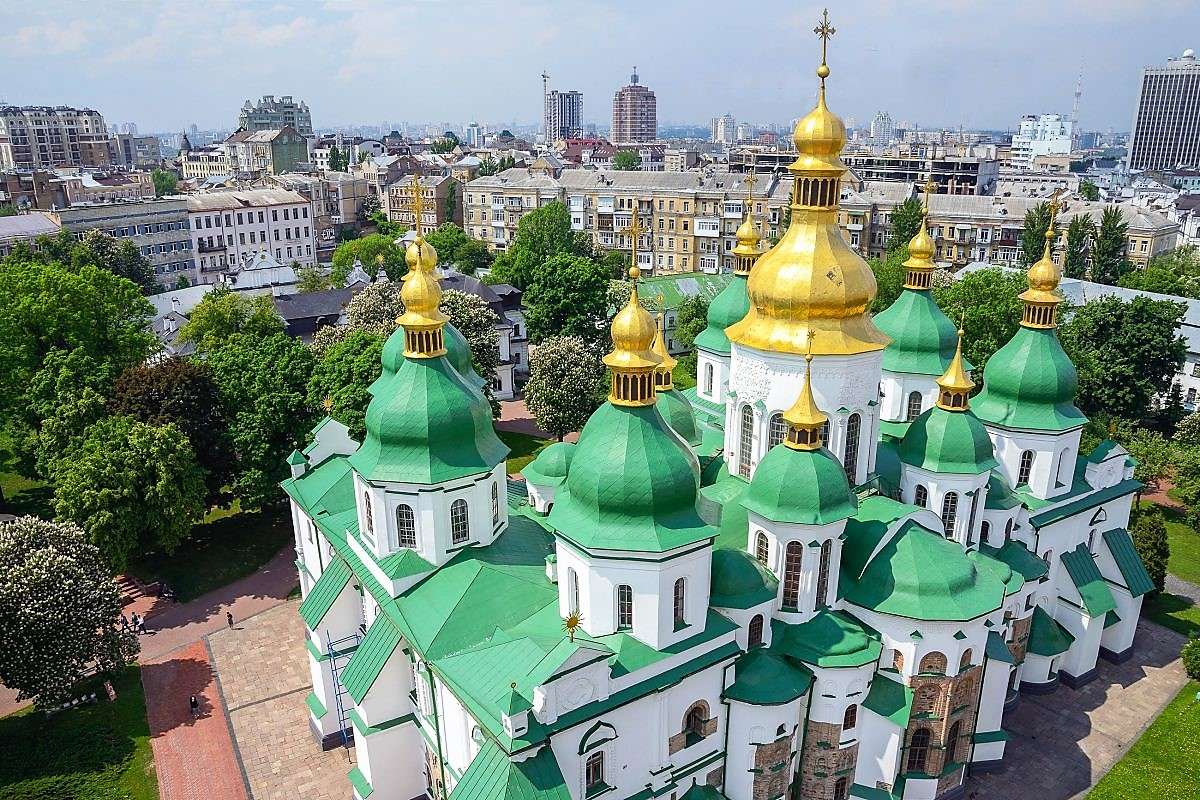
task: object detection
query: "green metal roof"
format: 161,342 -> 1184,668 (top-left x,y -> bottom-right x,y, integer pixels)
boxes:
972,326 -> 1087,432
862,673 -> 913,727
985,630 -> 1015,664
658,387 -> 702,447
774,610 -> 883,668
342,617 -> 403,704
1061,544 -> 1118,617
709,548 -> 778,609
287,449 -> 306,466
448,740 -> 570,800
682,386 -> 726,426
874,438 -> 903,498
548,403 -> 715,553
641,271 -> 732,311
874,288 -> 968,377
984,472 -> 1020,510
723,648 -> 813,705
967,549 -> 1023,595
742,445 -> 858,525
978,539 -> 1048,582
348,765 -> 374,798
298,557 -> 352,629
680,785 -> 731,800
879,420 -> 910,442
1105,609 -> 1122,628
378,548 -> 436,581
520,442 -> 575,487
1101,528 -> 1155,597
1027,479 -> 1141,528
841,495 -> 914,582
898,407 -> 998,475
1027,606 -> 1074,657
444,322 -> 488,392
692,273 -> 746,355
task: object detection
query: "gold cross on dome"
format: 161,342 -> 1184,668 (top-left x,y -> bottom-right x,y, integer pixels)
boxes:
923,177 -> 936,214
627,212 -> 643,271
744,168 -> 757,203
407,174 -> 425,236
813,9 -> 835,64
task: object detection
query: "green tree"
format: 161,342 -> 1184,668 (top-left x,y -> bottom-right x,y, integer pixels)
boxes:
111,358 -> 234,503
441,288 -> 501,415
870,245 -> 908,313
931,267 -> 1025,371
1183,638 -> 1200,681
613,150 -> 642,171
369,209 -> 406,238
488,201 -> 585,290
176,288 -> 283,352
1019,201 -> 1052,266
454,239 -> 492,275
1152,382 -> 1188,435
0,204 -> 15,217
887,198 -> 924,253
598,249 -> 629,280
1062,214 -> 1094,280
306,330 -> 385,439
326,144 -> 347,172
0,517 -> 139,707
1130,506 -> 1170,594
360,194 -> 381,217
425,223 -> 471,264
296,266 -> 331,293
478,156 -> 499,176
21,349 -> 113,479
331,233 -> 405,283
498,155 -> 517,171
1083,417 -> 1174,490
1091,207 -> 1131,285
1079,179 -> 1100,201
52,416 -> 206,571
344,280 -> 404,332
151,168 -> 178,197
430,138 -> 457,154
36,229 -> 159,295
524,336 -> 604,440
206,333 -> 316,509
1059,296 -> 1186,420
174,274 -> 191,290
674,296 -> 709,349
444,182 -> 458,222
524,253 -> 610,343
1121,245 -> 1200,298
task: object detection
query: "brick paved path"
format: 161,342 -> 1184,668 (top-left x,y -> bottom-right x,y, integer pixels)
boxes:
209,600 -> 353,800
970,619 -> 1187,800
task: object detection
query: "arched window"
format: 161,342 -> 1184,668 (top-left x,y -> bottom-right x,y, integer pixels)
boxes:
755,531 -> 769,566
919,652 -> 947,675
843,704 -> 858,730
673,578 -> 686,628
767,413 -> 787,449
362,491 -> 374,541
684,703 -> 708,738
843,413 -> 861,483
906,728 -> 931,774
1057,448 -> 1073,485
914,484 -> 928,508
704,363 -> 714,396
941,492 -> 958,538
491,482 -> 500,524
616,584 -> 633,629
980,520 -> 990,542
892,650 -> 905,672
946,720 -> 963,765
1017,450 -> 1035,485
450,498 -> 469,544
585,752 -> 605,793
748,614 -> 764,647
782,541 -> 803,609
959,650 -> 973,672
815,540 -> 832,610
395,504 -> 416,548
1004,518 -> 1013,540
906,391 -> 923,421
738,406 -> 754,477
834,778 -> 848,800
568,568 -> 580,612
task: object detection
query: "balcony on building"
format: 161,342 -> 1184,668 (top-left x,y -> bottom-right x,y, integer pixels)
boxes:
696,218 -> 720,237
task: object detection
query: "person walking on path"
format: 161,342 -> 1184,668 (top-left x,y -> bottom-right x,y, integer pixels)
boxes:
189,695 -> 199,718
226,611 -> 234,629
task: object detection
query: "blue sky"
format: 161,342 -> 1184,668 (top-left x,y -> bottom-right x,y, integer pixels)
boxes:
1,0 -> 1197,133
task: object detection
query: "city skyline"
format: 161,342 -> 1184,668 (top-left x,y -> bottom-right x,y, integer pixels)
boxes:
1,0 -> 1198,135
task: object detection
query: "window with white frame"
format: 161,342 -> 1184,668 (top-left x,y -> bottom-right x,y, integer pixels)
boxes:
616,584 -> 633,629
396,504 -> 417,548
450,499 -> 469,544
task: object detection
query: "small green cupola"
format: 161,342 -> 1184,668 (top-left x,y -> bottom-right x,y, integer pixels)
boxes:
651,313 -> 701,446
695,177 -> 760,355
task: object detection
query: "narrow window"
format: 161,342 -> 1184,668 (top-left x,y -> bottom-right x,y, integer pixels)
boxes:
906,391 -> 923,421
1004,517 -> 1013,540
755,531 -> 769,566
704,363 -> 714,396
959,650 -> 973,672
1017,450 -> 1035,485
892,649 -> 905,672
906,728 -> 931,774
451,498 -> 469,544
819,419 -> 830,446
748,614 -> 764,647
843,704 -> 857,730
767,413 -> 787,449
673,578 -> 686,628
684,704 -> 706,738
568,568 -> 580,612
815,540 -> 832,610
362,491 -> 374,542
782,541 -> 803,609
834,778 -> 848,800
395,504 -> 416,548
738,405 -> 754,477
616,585 -> 633,629
585,752 -> 605,793
914,484 -> 928,508
843,413 -> 861,483
919,652 -> 947,675
491,482 -> 500,524
981,520 -> 990,542
941,492 -> 958,538
946,721 -> 963,765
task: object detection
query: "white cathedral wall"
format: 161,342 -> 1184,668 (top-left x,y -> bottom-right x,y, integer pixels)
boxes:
724,695 -> 807,800
1101,592 -> 1142,655
355,721 -> 426,800
306,650 -> 344,740
853,710 -> 902,791
747,513 -> 847,623
1051,598 -> 1103,679
696,349 -> 729,405
985,426 -> 1083,501
355,645 -> 415,728
436,677 -> 482,785
973,658 -> 1011,760
879,372 -> 939,424
847,607 -> 992,684
898,466 -> 990,547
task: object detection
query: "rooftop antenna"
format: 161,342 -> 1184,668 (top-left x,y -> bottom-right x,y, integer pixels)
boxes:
1071,64 -> 1084,148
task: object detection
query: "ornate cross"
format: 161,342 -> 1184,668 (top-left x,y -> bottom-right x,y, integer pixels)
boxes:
1047,188 -> 1065,238
744,167 -> 757,205
407,174 -> 425,236
813,9 -> 835,66
923,177 -> 937,214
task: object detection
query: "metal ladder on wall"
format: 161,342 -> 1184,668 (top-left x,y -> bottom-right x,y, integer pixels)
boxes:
326,631 -> 362,747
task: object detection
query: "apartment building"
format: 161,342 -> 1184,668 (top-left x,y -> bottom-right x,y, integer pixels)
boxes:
52,198 -> 194,284
239,95 -> 313,136
0,106 -> 111,169
109,133 -> 162,169
0,168 -> 154,208
0,211 -> 61,258
1010,114 -> 1072,170
225,126 -> 307,175
178,134 -> 232,179
385,175 -> 463,231
186,188 -> 316,282
611,68 -> 657,143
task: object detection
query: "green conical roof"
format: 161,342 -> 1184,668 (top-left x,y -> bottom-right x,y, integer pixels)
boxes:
972,326 -> 1086,432
874,288 -> 969,376
695,273 -> 749,355
723,649 -> 812,705
741,445 -> 858,525
710,548 -> 778,609
348,336 -> 508,484
657,387 -> 701,446
547,403 -> 714,553
520,442 -> 575,487
444,322 -> 487,391
898,406 -> 998,475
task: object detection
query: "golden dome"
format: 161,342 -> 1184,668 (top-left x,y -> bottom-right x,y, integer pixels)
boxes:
604,267 -> 659,372
733,215 -> 760,256
405,237 -> 437,273
790,87 -> 848,172
783,352 -> 828,451
935,330 -> 975,410
1018,194 -> 1065,328
906,220 -> 935,263
396,232 -> 448,357
650,313 -> 677,374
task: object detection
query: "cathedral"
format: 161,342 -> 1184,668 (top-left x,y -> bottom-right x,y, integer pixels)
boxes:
283,20 -> 1151,800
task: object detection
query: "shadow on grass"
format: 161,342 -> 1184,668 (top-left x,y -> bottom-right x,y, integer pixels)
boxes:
1143,591 -> 1200,639
0,484 -> 54,519
499,429 -> 551,474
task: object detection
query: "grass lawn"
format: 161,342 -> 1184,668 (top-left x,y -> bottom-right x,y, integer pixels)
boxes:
499,429 -> 552,474
0,435 -> 53,519
1087,680 -> 1200,800
127,506 -> 293,602
1159,505 -> 1200,585
0,666 -> 156,800
1143,591 -> 1200,639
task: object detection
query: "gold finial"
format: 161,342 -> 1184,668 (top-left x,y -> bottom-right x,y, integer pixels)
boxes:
604,231 -> 658,406
782,332 -> 828,451
406,174 -> 427,237
813,8 -> 835,83
1021,189 -> 1065,329
733,167 -> 762,270
397,174 -> 446,358
651,312 -> 677,391
935,328 -> 975,411
743,167 -> 757,204
563,611 -> 583,643
922,177 -> 937,215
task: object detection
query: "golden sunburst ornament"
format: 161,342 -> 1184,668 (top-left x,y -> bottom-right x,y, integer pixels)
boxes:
563,610 -> 584,642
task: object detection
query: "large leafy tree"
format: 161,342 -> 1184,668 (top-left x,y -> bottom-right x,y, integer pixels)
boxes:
176,288 -> 283,352
1119,245 -> 1200,298
1059,296 -> 1186,420
1130,506 -> 1169,594
424,223 -> 488,273
524,336 -> 604,440
442,289 -> 500,385
524,253 -> 610,343
296,266 -> 331,294
111,358 -> 235,502
1079,179 -> 1100,201
1062,214 -> 1094,280
331,233 -> 405,283
478,156 -> 499,176
52,416 -> 206,571
674,296 -> 709,349
869,245 -> 908,313
613,150 -> 642,171
1019,201 -> 1052,266
205,333 -> 317,508
931,267 -> 1025,372
887,198 -> 924,253
38,229 -> 159,295
488,202 -> 584,290
306,330 -> 385,440
151,168 -> 178,197
0,517 -> 138,707
1091,207 -> 1132,285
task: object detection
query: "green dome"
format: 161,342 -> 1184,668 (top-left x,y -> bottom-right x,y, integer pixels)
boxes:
972,326 -> 1086,432
842,521 -> 1005,621
444,323 -> 487,391
657,387 -> 701,446
348,350 -> 508,484
710,548 -> 778,609
695,274 -> 749,355
898,407 -> 998,475
520,442 -> 575,486
547,403 -> 714,552
741,445 -> 857,525
874,289 -> 968,376
777,609 -> 883,668
723,649 -> 812,706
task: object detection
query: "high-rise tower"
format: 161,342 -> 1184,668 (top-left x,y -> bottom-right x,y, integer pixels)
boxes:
611,67 -> 657,144
1128,49 -> 1200,170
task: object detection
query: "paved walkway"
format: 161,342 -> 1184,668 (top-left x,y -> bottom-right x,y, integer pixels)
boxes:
970,619 -> 1188,800
497,397 -> 579,442
209,600 -> 352,800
